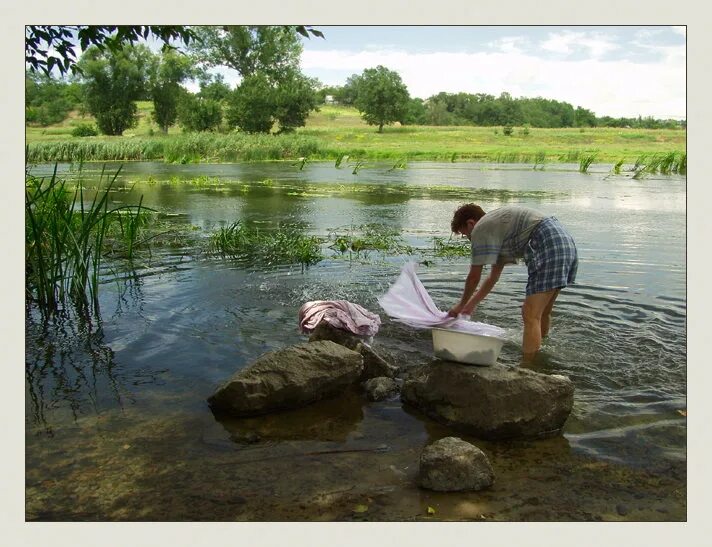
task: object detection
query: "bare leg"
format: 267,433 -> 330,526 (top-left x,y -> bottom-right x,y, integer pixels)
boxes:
521,289 -> 559,360
540,289 -> 561,339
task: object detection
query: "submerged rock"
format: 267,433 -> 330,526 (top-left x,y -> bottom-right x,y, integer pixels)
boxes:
208,340 -> 363,416
308,320 -> 398,379
401,360 -> 574,439
362,377 -> 399,401
419,436 -> 494,492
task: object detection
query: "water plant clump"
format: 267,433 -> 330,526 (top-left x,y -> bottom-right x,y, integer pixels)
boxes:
631,151 -> 686,178
209,221 -> 324,268
432,236 -> 471,258
579,153 -> 597,173
25,165 -> 147,316
327,223 -> 414,258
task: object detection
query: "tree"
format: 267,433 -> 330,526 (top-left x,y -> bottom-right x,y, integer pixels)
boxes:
400,97 -> 427,125
177,93 -> 223,132
336,75 -> 362,106
226,73 -> 275,133
25,71 -> 80,126
352,66 -> 410,133
190,26 -> 303,81
149,49 -> 194,133
574,106 -> 596,128
26,26 -> 197,77
26,25 -> 323,78
273,71 -> 320,133
226,70 -> 319,134
197,74 -> 232,102
77,45 -> 152,135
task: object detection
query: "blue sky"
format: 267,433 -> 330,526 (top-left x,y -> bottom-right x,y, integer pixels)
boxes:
297,26 -> 686,119
203,25 -> 685,120
47,24 -> 684,120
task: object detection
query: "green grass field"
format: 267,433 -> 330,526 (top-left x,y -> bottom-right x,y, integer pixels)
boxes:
25,103 -> 686,165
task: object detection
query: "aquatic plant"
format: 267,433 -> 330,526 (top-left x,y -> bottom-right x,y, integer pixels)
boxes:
533,151 -> 547,170
292,157 -> 308,170
335,154 -> 349,168
351,160 -> 365,175
387,158 -> 407,172
432,236 -> 470,258
579,154 -> 597,173
25,165 -> 147,316
209,221 -> 323,269
327,224 -> 413,258
631,151 -> 686,178
559,150 -> 581,163
613,159 -> 625,174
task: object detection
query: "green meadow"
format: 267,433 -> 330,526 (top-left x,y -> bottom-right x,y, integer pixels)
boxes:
26,103 -> 686,166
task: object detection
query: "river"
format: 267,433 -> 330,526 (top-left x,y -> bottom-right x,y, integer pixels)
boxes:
25,160 -> 686,521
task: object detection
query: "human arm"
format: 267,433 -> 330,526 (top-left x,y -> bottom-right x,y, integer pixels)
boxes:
460,263 -> 504,315
448,264 -> 483,317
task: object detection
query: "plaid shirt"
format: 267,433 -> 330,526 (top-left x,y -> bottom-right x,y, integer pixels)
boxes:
470,206 -> 546,265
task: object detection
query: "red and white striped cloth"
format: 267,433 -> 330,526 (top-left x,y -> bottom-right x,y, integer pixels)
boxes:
298,300 -> 381,336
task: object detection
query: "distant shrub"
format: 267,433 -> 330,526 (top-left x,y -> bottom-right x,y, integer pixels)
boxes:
502,125 -> 514,136
520,124 -> 530,136
71,123 -> 98,137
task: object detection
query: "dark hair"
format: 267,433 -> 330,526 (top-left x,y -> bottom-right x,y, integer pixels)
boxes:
450,203 -> 486,233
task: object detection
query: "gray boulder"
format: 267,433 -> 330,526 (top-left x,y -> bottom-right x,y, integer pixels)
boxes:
308,320 -> 398,380
419,437 -> 494,492
401,361 -> 574,439
208,340 -> 363,416
362,377 -> 399,401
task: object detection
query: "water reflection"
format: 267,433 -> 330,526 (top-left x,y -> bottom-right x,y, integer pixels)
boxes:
25,312 -> 126,435
212,387 -> 365,443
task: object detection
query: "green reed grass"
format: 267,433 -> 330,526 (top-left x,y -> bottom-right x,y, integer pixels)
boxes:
432,236 -> 470,258
209,221 -> 324,269
631,151 -> 686,178
579,154 -> 597,173
26,133 -> 322,164
327,224 -> 413,258
25,165 -> 147,316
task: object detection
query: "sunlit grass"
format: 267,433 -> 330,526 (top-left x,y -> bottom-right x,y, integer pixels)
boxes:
26,105 -> 686,165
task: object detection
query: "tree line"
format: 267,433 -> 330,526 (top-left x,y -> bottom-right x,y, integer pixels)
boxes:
25,25 -> 685,136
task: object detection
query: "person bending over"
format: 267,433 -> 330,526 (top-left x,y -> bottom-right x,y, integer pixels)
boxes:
447,203 -> 578,361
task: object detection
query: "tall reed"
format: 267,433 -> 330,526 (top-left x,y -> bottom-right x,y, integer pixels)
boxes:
25,165 -> 146,316
632,151 -> 686,178
579,154 -> 597,173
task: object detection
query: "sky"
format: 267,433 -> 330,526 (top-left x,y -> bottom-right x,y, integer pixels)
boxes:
204,25 -> 686,120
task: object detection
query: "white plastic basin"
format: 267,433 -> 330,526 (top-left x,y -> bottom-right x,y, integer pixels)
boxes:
431,327 -> 506,366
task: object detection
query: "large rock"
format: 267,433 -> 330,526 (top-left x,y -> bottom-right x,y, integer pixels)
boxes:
419,437 -> 494,492
208,340 -> 363,416
308,320 -> 398,380
362,377 -> 400,401
401,361 -> 574,439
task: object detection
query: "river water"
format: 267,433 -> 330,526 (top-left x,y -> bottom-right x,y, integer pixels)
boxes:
25,161 -> 686,521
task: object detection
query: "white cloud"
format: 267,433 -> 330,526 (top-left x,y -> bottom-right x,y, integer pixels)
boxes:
490,37 -> 528,55
301,45 -> 686,119
539,31 -> 620,60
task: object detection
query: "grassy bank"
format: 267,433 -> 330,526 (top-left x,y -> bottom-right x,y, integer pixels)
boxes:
26,103 -> 686,166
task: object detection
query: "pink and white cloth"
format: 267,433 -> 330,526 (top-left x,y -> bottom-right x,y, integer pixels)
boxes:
377,262 -> 506,338
298,300 -> 381,336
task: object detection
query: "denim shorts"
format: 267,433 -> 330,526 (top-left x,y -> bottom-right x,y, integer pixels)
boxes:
523,217 -> 578,296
